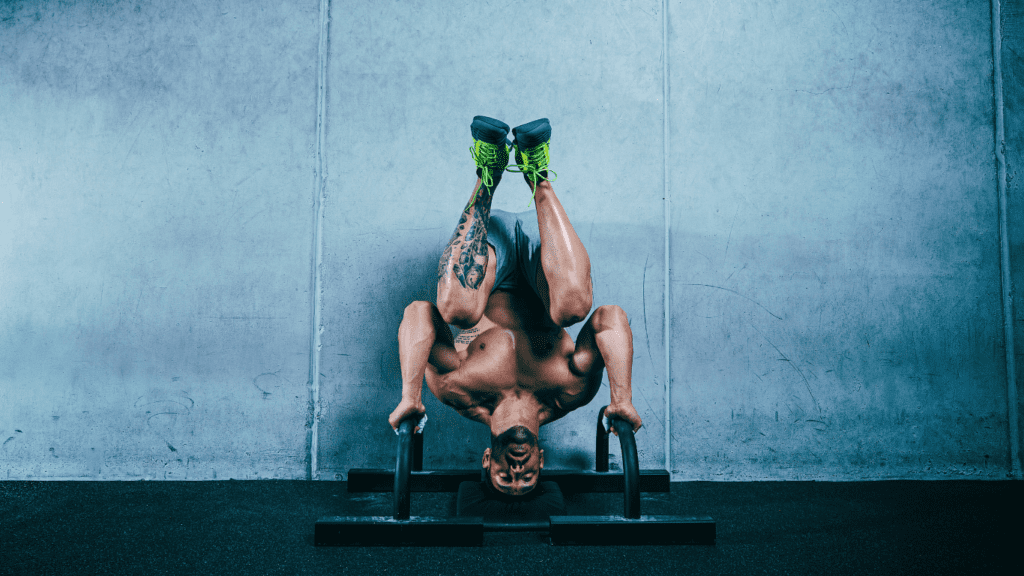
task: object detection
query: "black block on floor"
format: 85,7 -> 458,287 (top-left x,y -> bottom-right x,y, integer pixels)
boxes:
314,516 -> 484,546
456,480 -> 566,519
548,515 -> 716,546
346,468 -> 671,493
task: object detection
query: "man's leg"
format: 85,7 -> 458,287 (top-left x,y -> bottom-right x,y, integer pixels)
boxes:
511,118 -> 593,327
435,177 -> 498,328
533,180 -> 593,327
571,305 -> 642,433
388,300 -> 460,431
436,116 -> 510,328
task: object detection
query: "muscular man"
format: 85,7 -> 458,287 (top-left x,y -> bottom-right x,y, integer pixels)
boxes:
388,116 -> 642,498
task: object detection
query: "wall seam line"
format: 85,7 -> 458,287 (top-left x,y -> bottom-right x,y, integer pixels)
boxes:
662,0 -> 672,479
992,0 -> 1020,477
308,0 -> 331,481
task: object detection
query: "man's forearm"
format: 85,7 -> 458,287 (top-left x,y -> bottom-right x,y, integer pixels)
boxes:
390,302 -> 447,430
593,312 -> 642,432
595,324 -> 633,406
399,322 -> 433,403
593,309 -> 630,403
399,301 -> 453,405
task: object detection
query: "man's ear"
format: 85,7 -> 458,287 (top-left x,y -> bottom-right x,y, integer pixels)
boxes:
482,448 -> 491,469
538,449 -> 544,470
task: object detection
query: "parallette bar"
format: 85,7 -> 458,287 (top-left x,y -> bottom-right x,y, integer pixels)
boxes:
347,469 -> 670,493
482,520 -> 550,532
315,515 -> 716,546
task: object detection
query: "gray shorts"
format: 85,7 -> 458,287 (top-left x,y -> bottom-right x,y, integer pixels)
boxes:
486,209 -> 543,296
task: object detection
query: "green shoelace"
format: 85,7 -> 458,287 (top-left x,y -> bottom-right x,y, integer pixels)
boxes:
507,143 -> 558,206
467,141 -> 507,209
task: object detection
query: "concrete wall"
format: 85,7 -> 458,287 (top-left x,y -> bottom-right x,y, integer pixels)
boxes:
0,0 -> 320,479
0,0 -> 1017,480
316,0 -> 666,477
1003,0 -> 1024,474
669,0 -> 1008,479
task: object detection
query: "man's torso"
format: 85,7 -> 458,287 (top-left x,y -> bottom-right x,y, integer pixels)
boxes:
426,288 -> 600,425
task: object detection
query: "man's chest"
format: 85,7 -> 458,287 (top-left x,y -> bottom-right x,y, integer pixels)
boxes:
443,334 -> 580,402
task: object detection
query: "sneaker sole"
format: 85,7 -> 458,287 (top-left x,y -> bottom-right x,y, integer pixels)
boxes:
511,118 -> 551,149
471,116 -> 511,145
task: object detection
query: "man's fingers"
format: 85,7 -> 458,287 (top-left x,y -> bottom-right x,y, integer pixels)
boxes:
631,415 -> 643,433
605,406 -> 643,435
389,403 -> 426,434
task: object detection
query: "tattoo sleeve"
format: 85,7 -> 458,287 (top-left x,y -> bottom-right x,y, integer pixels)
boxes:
437,183 -> 494,290
437,212 -> 468,281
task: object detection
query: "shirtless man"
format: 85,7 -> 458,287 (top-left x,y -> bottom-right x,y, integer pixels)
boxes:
388,116 -> 642,498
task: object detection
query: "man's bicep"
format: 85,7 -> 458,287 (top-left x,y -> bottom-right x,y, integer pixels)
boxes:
557,381 -> 601,413
537,377 -> 600,419
428,342 -> 462,374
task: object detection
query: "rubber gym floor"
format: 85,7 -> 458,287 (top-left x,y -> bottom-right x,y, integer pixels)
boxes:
1,480 -> 1019,576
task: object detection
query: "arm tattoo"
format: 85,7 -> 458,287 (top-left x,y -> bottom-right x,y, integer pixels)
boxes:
454,327 -> 481,345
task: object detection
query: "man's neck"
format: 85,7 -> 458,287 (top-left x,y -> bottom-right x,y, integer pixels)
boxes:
489,392 -> 542,437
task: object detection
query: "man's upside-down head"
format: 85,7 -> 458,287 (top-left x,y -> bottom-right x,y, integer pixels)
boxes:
482,425 -> 544,496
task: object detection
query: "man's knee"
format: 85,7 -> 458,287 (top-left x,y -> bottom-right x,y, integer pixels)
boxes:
435,290 -> 484,329
549,286 -> 594,328
401,301 -> 441,337
590,304 -> 628,331
403,300 -> 436,321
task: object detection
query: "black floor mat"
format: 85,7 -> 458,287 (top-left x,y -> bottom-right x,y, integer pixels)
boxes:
1,480 -> 1019,576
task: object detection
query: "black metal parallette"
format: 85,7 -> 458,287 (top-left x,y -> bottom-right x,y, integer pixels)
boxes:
315,408 -> 717,546
482,520 -> 551,532
548,515 -> 716,546
313,515 -> 717,546
315,516 -> 484,547
347,468 -> 671,493
412,423 -> 423,472
392,419 -> 414,520
612,418 -> 640,519
596,406 -> 610,472
596,409 -> 641,519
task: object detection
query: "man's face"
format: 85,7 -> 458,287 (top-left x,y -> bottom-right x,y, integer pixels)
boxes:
482,425 -> 544,496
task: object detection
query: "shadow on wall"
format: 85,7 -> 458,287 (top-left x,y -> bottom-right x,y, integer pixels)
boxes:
361,246 -> 439,385
322,234 -> 492,471
321,218 -> 665,474
378,242 -> 495,467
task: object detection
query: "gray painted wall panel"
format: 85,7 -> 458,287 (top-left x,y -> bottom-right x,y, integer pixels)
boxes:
0,0 -> 1016,480
1003,0 -> 1024,473
318,0 -> 666,477
0,0 -> 319,479
668,0 -> 1007,479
